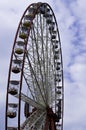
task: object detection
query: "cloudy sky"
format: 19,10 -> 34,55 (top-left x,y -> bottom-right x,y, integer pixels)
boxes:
0,0 -> 86,130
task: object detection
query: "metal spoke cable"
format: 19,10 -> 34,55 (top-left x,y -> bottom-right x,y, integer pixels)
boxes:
25,51 -> 46,105
39,13 -> 48,101
23,74 -> 35,100
32,20 -> 47,103
36,14 -> 47,97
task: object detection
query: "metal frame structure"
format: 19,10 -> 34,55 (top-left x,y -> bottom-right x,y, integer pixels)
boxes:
5,2 -> 64,130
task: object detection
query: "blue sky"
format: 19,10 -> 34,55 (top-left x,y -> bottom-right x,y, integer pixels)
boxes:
0,0 -> 86,130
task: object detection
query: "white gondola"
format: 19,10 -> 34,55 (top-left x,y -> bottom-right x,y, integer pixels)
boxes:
49,22 -> 55,32
56,86 -> 62,97
19,26 -> 28,39
51,31 -> 57,40
54,53 -> 59,60
28,4 -> 37,14
55,74 -> 61,82
43,8 -> 50,18
56,62 -> 61,70
22,13 -> 33,28
55,49 -> 59,54
7,103 -> 18,118
15,41 -> 25,55
23,17 -> 31,27
39,4 -> 46,14
24,14 -> 33,21
26,12 -> 35,20
56,90 -> 61,95
52,35 -> 56,40
46,14 -> 52,24
12,59 -> 22,73
53,40 -> 59,48
8,80 -> 19,95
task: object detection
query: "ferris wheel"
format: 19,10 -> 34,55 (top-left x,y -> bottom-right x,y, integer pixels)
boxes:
5,2 -> 64,130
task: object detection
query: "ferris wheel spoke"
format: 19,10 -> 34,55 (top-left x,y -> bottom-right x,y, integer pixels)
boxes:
25,48 -> 46,105
45,15 -> 50,102
39,14 -> 46,77
30,28 -> 43,79
32,111 -> 46,130
23,74 -> 36,100
32,24 -> 47,100
20,110 -> 38,129
37,14 -> 48,101
37,14 -> 49,102
20,110 -> 46,130
39,13 -> 52,100
23,67 -> 42,102
15,93 -> 45,109
24,55 -> 46,104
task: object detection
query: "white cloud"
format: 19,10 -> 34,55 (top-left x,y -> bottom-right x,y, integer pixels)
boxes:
70,0 -> 86,21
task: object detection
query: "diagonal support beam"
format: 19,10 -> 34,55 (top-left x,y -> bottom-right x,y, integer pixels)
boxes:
20,110 -> 46,130
15,93 -> 45,109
